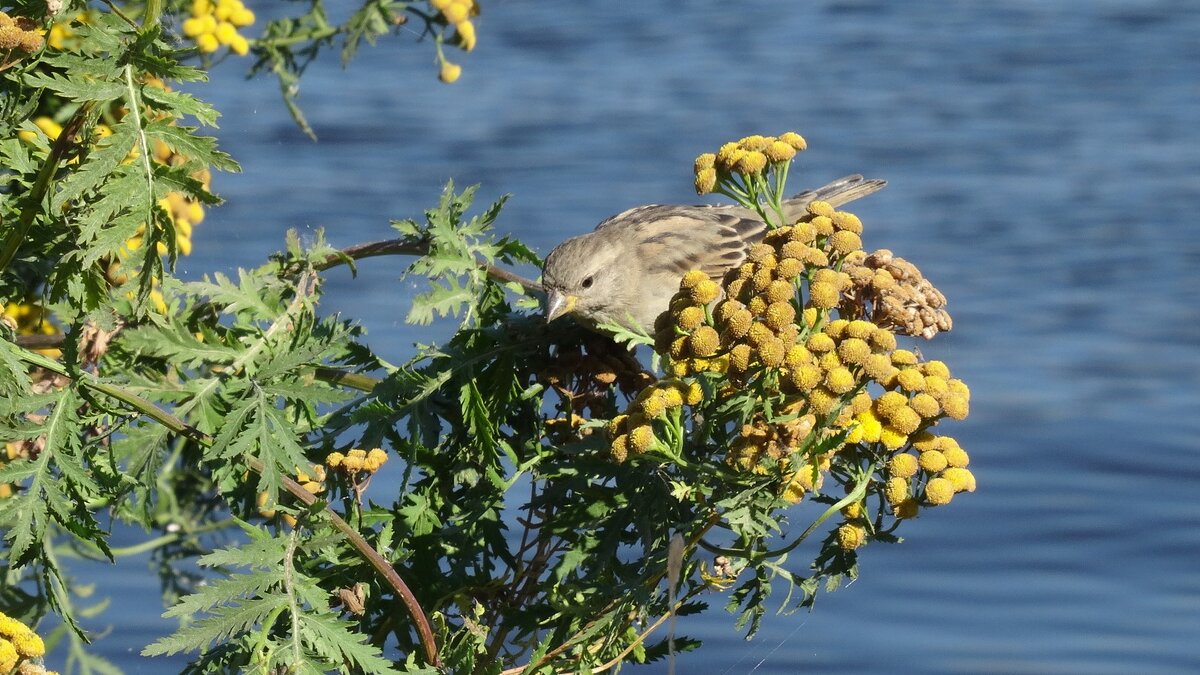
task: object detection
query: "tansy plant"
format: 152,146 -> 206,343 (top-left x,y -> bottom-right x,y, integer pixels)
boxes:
0,0 -> 974,669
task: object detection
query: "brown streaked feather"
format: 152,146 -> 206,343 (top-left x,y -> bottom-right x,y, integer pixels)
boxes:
630,175 -> 886,283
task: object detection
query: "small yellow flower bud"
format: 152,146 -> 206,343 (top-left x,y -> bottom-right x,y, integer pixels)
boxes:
676,305 -> 705,331
715,142 -> 742,171
439,60 -> 462,83
831,211 -> 863,234
909,393 -> 941,418
639,394 -> 667,419
784,344 -> 812,369
214,20 -> 237,44
182,17 -> 208,36
229,33 -> 249,56
837,523 -> 866,550
879,426 -> 908,449
889,453 -> 919,479
610,434 -> 629,462
778,131 -> 807,151
869,328 -> 897,353
909,430 -> 937,452
455,19 -> 477,51
728,343 -> 753,373
948,378 -> 971,400
628,425 -> 655,453
606,414 -> 628,438
196,32 -> 220,52
895,368 -> 925,393
891,349 -> 918,367
807,387 -> 837,415
367,448 -> 388,467
751,265 -> 774,293
807,200 -> 834,218
841,501 -> 864,519
941,393 -> 970,420
918,450 -> 948,473
758,337 -> 786,368
689,279 -> 721,305
231,8 -> 256,27
825,366 -> 856,394
695,167 -> 717,195
694,152 -> 716,172
764,279 -> 793,304
773,257 -> 802,281
859,353 -> 891,382
779,240 -> 808,261
940,467 -> 976,493
850,391 -> 873,414
747,321 -> 774,347
735,151 -> 768,176
442,3 -> 469,22
924,477 -> 955,505
829,230 -> 862,255
681,321 -> 715,355
887,405 -> 922,435
808,281 -> 839,309
724,308 -> 753,339
685,381 -> 704,406
764,139 -> 796,163
806,332 -> 835,353
763,301 -> 796,331
836,337 -> 871,365
895,499 -> 919,518
738,134 -> 770,151
854,410 -> 883,443
884,476 -> 909,504
669,336 -> 688,359
873,391 -> 907,416
921,360 -> 951,379
787,364 -> 822,391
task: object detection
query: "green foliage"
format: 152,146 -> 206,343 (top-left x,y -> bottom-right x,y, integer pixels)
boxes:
0,3 -> 973,674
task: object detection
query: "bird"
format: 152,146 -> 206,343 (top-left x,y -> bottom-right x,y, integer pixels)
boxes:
541,174 -> 886,332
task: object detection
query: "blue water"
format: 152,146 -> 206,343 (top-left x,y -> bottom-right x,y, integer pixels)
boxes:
69,1 -> 1200,672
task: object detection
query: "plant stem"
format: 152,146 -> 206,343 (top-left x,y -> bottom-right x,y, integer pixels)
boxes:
4,341 -> 443,667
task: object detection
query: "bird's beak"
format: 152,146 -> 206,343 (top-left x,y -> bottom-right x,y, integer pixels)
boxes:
545,291 -> 578,323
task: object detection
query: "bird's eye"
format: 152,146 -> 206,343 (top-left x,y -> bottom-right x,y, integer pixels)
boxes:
581,276 -> 594,289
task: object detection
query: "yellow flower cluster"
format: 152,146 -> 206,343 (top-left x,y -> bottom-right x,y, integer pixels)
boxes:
326,448 -> 389,475
258,464 -> 327,526
606,379 -> 702,462
431,0 -> 481,83
183,0 -> 255,56
651,270 -> 732,378
693,132 -> 807,194
881,432 -> 976,516
0,11 -> 43,67
0,610 -> 48,673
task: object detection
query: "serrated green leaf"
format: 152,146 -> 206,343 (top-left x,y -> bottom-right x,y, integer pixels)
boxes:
23,72 -> 125,102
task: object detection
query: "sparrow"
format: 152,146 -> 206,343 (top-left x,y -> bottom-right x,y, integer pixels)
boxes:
541,174 -> 885,331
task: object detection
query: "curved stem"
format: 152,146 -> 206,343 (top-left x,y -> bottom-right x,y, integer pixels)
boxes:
4,342 -> 443,667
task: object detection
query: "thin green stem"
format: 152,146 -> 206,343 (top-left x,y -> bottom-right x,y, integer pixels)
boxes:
142,0 -> 163,28
3,340 -> 443,667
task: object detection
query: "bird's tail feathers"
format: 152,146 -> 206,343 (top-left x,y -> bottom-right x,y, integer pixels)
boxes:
783,175 -> 887,221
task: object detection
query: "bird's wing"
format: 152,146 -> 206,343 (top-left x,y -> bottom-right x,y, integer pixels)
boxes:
624,205 -> 765,281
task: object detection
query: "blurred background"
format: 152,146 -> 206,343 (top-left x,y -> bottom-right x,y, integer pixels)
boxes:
92,0 -> 1200,672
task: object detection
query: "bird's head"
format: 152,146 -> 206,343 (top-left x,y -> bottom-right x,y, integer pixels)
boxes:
541,232 -> 636,328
